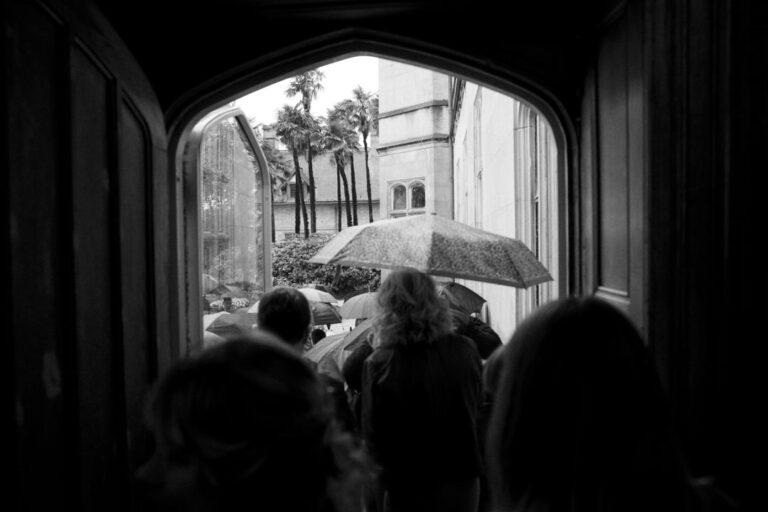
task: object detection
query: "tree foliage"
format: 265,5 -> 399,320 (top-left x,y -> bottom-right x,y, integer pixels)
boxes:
271,233 -> 380,298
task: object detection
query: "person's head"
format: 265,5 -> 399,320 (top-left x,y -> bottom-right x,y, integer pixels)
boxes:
311,328 -> 327,345
256,287 -> 312,351
135,335 -> 368,512
373,268 -> 451,347
487,296 -> 690,512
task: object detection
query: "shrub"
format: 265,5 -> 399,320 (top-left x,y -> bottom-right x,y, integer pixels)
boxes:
272,233 -> 380,299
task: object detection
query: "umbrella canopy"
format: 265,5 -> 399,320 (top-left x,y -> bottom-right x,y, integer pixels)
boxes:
305,318 -> 375,380
205,311 -> 259,338
340,292 -> 380,319
245,298 -> 341,325
304,332 -> 347,382
309,214 -> 552,288
342,317 -> 375,353
298,287 -> 338,303
436,281 -> 487,315
310,301 -> 342,325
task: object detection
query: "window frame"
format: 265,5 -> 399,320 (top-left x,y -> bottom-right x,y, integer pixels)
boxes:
181,105 -> 272,355
389,178 -> 426,217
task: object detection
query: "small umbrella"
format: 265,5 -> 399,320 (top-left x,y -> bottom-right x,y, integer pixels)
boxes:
205,311 -> 259,338
340,292 -> 380,319
310,301 -> 342,325
309,214 -> 552,288
305,319 -> 375,380
298,287 -> 338,303
436,282 -> 487,315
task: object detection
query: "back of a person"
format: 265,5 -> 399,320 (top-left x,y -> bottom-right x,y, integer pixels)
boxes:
485,296 -> 738,512
365,332 -> 482,483
361,269 -> 483,512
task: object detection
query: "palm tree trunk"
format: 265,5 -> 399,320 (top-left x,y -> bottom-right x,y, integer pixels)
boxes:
270,185 -> 275,243
336,158 -> 342,231
338,158 -> 353,227
292,149 -> 301,235
349,151 -> 358,225
306,134 -> 317,233
298,178 -> 309,239
363,137 -> 373,223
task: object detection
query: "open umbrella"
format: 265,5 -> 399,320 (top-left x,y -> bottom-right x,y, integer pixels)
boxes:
340,292 -> 379,319
342,317 -> 375,352
436,282 -> 487,315
310,301 -> 342,325
304,332 -> 347,382
305,318 -> 375,380
205,311 -> 259,338
309,214 -> 552,288
298,287 -> 338,303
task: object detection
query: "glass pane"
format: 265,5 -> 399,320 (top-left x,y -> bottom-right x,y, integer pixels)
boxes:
200,117 -> 266,315
392,184 -> 406,211
411,182 -> 425,209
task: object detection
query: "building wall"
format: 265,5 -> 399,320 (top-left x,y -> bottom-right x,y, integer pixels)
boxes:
273,201 -> 381,240
377,60 -> 453,219
452,82 -> 560,342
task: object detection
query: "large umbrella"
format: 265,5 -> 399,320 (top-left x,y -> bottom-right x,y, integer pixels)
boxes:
436,281 -> 487,315
309,214 -> 552,288
340,292 -> 379,319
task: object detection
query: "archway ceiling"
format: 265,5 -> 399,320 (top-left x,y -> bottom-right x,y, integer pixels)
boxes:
95,0 -> 604,115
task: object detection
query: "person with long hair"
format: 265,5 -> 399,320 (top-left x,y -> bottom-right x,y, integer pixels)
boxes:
486,296 -> 737,512
361,269 -> 483,512
134,334 -> 370,512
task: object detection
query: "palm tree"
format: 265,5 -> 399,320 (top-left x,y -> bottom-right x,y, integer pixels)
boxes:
320,115 -> 358,229
286,69 -> 324,233
350,86 -> 379,223
333,99 -> 361,224
274,105 -> 309,238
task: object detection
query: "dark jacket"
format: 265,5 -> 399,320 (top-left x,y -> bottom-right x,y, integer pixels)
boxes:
361,333 -> 483,486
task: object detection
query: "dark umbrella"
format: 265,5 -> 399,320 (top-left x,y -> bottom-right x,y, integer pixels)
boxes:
310,301 -> 342,325
436,281 -> 487,315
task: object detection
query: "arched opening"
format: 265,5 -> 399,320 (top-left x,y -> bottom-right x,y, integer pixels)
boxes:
171,44 -> 576,356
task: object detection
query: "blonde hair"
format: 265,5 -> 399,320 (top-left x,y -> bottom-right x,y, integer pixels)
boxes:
373,269 -> 451,347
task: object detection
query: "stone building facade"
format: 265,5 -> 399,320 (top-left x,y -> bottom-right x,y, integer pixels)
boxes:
377,61 -> 561,341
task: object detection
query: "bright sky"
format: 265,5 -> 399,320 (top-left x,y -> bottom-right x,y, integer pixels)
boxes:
236,56 -> 379,127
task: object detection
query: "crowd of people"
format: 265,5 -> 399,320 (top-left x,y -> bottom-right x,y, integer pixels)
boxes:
134,268 -> 737,512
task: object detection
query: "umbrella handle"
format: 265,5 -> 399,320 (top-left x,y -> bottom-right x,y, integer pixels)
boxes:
332,265 -> 342,287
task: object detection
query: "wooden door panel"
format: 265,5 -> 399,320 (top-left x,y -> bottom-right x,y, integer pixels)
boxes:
5,1 -> 170,509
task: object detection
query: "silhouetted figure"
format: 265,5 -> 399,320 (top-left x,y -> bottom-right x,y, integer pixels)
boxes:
486,296 -> 737,512
134,336 -> 370,512
256,286 -> 313,351
450,307 -> 502,359
362,269 -> 483,512
258,286 -> 355,432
